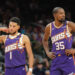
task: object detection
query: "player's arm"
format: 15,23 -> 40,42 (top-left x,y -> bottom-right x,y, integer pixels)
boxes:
43,24 -> 50,54
0,28 -> 8,44
23,35 -> 34,74
67,21 -> 75,32
42,24 -> 56,59
65,21 -> 75,55
0,35 -> 6,44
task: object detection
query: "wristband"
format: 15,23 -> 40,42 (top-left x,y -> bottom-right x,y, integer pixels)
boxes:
29,68 -> 33,72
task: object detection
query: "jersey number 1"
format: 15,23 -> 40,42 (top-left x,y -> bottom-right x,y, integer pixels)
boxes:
10,52 -> 12,60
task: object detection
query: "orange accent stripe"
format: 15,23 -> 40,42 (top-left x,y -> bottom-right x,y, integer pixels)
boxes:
16,41 -> 19,50
64,29 -> 67,39
66,24 -> 72,36
72,54 -> 75,65
20,49 -> 24,54
66,24 -> 72,42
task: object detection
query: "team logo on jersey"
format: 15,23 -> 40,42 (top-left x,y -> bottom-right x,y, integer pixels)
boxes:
5,41 -> 24,53
51,29 -> 71,43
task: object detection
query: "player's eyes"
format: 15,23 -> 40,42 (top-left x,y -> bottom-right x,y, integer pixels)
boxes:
9,25 -> 16,27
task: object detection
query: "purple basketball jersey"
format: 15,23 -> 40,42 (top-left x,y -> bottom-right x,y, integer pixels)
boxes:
50,21 -> 75,75
51,21 -> 73,63
51,21 -> 72,53
5,33 -> 26,67
5,65 -> 26,75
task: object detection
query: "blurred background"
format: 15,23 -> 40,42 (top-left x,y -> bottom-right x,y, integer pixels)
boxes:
0,0 -> 75,75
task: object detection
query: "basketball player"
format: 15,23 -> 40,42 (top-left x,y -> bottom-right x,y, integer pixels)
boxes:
43,7 -> 75,75
0,17 -> 34,75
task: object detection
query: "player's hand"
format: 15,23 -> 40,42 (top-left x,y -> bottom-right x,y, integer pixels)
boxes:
0,28 -> 9,33
46,52 -> 56,59
65,49 -> 74,56
27,71 -> 32,75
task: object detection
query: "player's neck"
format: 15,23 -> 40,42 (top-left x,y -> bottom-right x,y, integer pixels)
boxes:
10,32 -> 19,36
55,20 -> 63,27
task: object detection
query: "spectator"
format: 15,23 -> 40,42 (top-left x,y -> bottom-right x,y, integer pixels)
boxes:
20,26 -> 26,34
33,62 -> 46,75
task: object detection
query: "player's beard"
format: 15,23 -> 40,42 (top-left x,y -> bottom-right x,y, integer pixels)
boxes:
9,31 -> 17,35
59,19 -> 65,23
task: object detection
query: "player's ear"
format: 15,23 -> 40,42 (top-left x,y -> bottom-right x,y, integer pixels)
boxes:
18,25 -> 20,30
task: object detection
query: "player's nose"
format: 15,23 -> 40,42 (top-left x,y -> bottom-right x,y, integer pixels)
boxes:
62,14 -> 65,17
10,27 -> 14,29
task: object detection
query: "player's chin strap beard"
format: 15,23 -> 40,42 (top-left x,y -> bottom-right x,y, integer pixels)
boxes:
10,31 -> 17,35
59,19 -> 65,24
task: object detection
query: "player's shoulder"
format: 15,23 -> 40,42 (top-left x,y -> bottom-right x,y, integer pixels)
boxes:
66,20 -> 73,25
21,34 -> 29,38
66,20 -> 74,27
46,22 -> 52,27
45,22 -> 53,31
21,34 -> 30,41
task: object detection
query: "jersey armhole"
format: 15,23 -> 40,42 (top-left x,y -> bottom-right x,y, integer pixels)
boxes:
19,34 -> 25,48
19,34 -> 24,44
66,21 -> 72,36
50,23 -> 52,37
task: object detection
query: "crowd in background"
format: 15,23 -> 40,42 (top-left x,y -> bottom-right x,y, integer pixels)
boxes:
0,0 -> 75,75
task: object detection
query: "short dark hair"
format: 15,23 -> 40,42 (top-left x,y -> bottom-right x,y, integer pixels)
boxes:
52,7 -> 64,14
9,17 -> 21,25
